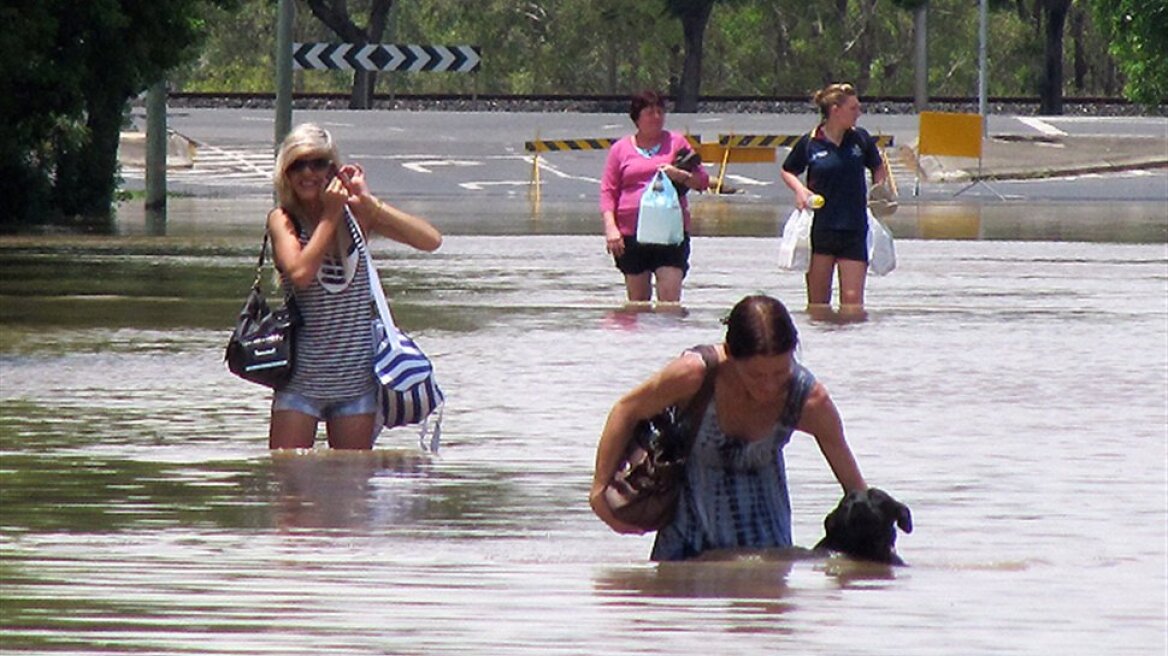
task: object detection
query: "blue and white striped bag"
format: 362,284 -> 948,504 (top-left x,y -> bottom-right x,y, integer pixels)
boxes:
358,224 -> 444,452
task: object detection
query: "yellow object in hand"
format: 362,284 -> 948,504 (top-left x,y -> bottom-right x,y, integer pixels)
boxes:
808,194 -> 825,209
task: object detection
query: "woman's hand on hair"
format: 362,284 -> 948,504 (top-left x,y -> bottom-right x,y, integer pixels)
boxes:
320,175 -> 349,224
336,163 -> 370,201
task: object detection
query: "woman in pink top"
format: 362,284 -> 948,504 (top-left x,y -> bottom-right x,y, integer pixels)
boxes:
600,90 -> 709,303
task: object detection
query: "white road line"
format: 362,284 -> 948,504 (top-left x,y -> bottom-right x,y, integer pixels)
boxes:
459,181 -> 531,190
194,143 -> 274,176
1017,117 -> 1067,137
722,174 -> 772,187
400,160 -> 482,174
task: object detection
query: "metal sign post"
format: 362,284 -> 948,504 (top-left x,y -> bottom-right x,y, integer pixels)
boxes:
275,0 -> 294,150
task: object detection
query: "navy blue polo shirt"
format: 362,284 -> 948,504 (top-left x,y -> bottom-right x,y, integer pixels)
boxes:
782,126 -> 882,232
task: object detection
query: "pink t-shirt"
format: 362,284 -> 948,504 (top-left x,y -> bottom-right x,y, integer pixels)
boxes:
599,131 -> 709,237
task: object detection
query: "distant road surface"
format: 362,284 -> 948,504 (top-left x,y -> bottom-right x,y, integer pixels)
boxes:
122,108 -> 1167,203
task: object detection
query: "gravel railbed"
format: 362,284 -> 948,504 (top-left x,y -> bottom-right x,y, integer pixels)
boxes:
167,96 -> 1165,117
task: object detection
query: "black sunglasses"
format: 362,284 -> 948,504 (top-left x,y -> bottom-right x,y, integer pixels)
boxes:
287,157 -> 332,174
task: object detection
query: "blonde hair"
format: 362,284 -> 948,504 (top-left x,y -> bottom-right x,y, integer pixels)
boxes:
273,123 -> 342,215
812,83 -> 857,120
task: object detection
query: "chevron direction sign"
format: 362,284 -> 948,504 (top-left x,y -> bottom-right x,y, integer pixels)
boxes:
292,43 -> 481,73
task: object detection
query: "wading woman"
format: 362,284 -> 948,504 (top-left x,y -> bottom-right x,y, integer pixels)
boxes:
590,294 -> 869,560
780,83 -> 887,315
266,123 -> 442,450
600,89 -> 709,304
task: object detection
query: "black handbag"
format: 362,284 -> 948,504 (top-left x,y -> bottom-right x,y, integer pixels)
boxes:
603,345 -> 718,531
225,231 -> 301,389
671,146 -> 702,196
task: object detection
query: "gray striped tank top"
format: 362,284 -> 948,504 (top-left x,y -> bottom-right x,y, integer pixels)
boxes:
282,213 -> 376,400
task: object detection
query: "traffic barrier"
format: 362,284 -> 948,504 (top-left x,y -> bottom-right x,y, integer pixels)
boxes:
710,134 -> 896,193
523,133 -> 896,197
916,112 -> 1000,198
524,138 -> 620,153
524,135 -> 701,196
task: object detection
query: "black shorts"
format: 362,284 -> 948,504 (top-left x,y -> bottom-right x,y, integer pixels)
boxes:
613,234 -> 691,276
811,226 -> 868,263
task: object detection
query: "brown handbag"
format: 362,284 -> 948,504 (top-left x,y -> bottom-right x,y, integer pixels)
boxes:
603,345 -> 718,531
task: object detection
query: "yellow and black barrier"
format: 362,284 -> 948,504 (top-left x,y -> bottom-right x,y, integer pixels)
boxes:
709,134 -> 896,193
524,138 -> 620,153
717,134 -> 895,148
523,133 -> 894,196
525,134 -> 701,196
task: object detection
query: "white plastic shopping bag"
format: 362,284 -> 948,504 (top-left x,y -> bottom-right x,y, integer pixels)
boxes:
778,208 -> 813,272
867,210 -> 897,276
636,170 -> 684,245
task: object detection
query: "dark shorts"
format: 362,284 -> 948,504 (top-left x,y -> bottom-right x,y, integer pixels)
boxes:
811,226 -> 868,263
614,234 -> 691,276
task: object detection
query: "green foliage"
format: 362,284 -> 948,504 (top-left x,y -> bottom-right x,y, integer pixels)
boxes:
0,0 -> 239,230
176,0 -> 1130,103
1090,0 -> 1168,104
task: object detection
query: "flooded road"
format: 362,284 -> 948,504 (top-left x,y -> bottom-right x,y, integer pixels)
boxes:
1,196 -> 1165,655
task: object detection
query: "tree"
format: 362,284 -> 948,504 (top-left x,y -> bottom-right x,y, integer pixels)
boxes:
888,0 -> 929,109
0,0 -> 238,230
664,0 -> 742,112
302,0 -> 394,109
1090,0 -> 1168,104
1037,0 -> 1073,114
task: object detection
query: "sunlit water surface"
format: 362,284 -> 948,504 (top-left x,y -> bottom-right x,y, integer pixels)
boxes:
1,198 -> 1165,655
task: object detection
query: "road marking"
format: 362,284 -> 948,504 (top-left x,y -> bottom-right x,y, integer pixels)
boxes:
1017,117 -> 1067,137
722,174 -> 771,187
530,156 -> 600,184
400,159 -> 482,174
459,181 -> 531,190
122,142 -> 273,188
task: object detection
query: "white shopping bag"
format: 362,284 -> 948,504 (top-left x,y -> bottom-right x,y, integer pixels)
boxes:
635,170 -> 684,245
778,209 -> 813,272
867,210 -> 897,276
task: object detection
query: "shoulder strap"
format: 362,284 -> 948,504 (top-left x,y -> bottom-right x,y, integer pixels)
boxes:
352,209 -> 403,351
251,231 -> 270,290
678,344 -> 719,454
778,363 -> 815,428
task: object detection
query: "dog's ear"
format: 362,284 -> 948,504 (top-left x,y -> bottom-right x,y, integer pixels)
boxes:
871,488 -> 913,534
895,503 -> 913,533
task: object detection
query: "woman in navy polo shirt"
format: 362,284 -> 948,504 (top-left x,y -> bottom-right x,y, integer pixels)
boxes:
780,83 -> 887,314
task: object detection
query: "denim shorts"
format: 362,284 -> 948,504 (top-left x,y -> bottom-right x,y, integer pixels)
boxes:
272,388 -> 378,420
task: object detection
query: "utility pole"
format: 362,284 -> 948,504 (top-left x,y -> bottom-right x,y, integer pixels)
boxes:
145,80 -> 167,233
275,0 -> 294,149
978,0 -> 989,136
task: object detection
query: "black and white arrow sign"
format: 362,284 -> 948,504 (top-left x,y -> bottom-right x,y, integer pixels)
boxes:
292,43 -> 481,73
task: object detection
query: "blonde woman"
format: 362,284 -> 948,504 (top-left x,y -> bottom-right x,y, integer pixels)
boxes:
780,84 -> 887,313
267,123 -> 442,450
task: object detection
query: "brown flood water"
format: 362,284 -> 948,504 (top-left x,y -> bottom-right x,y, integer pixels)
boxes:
1,197 -> 1165,655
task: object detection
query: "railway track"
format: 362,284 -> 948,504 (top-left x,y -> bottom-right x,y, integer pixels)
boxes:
165,92 -> 1154,116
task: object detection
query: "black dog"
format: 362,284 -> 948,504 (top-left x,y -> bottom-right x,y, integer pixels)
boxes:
814,488 -> 913,565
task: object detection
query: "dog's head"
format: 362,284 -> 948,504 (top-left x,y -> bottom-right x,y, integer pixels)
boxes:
815,488 -> 912,565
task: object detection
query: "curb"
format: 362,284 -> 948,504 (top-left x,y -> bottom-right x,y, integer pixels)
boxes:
117,131 -> 196,169
971,158 -> 1168,181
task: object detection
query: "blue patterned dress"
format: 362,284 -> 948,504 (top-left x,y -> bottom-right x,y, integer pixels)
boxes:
650,363 -> 816,561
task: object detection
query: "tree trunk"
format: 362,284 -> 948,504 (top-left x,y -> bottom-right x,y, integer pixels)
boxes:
351,70 -> 376,109
913,4 -> 928,111
52,85 -> 122,228
676,3 -> 714,113
1038,0 -> 1071,115
1070,5 -> 1087,93
305,0 -> 393,110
